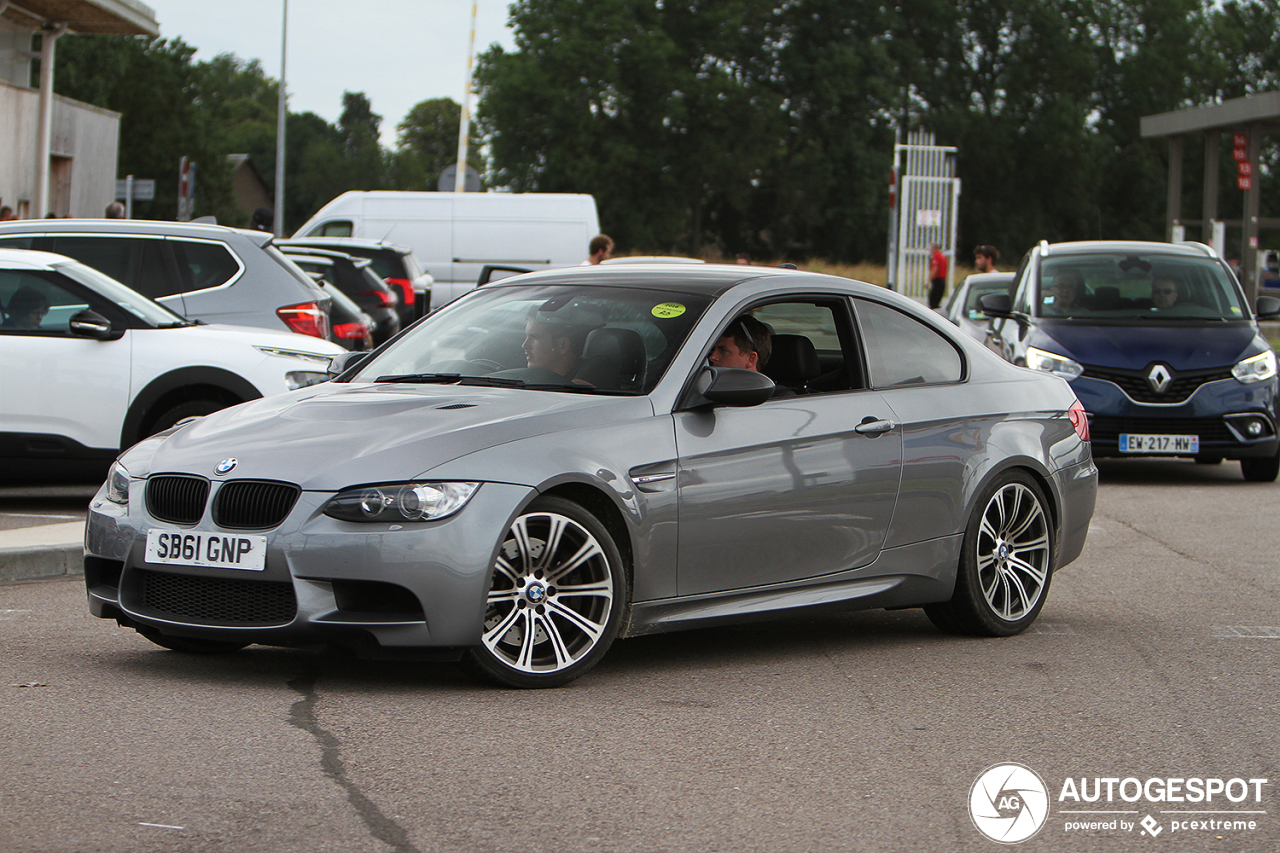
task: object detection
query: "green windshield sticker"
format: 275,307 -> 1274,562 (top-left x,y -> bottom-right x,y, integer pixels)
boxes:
652,302 -> 686,319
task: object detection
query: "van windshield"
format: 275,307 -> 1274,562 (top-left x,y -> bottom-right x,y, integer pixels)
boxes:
1036,252 -> 1249,321
350,283 -> 712,394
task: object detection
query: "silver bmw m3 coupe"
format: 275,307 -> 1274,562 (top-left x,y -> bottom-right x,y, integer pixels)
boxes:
85,264 -> 1097,687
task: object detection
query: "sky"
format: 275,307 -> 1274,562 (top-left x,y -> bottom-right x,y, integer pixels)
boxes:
146,0 -> 519,146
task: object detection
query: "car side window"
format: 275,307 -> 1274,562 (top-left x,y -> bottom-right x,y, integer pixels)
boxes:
311,221 -> 353,237
0,271 -> 89,335
854,299 -> 964,387
49,236 -> 175,298
170,240 -> 240,293
746,299 -> 857,394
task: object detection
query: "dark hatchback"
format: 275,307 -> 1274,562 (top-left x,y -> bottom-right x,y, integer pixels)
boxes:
984,240 -> 1280,481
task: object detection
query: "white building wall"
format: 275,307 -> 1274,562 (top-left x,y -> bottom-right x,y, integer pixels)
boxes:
0,79 -> 121,218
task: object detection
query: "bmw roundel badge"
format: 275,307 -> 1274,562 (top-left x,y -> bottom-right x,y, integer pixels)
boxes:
214,458 -> 238,476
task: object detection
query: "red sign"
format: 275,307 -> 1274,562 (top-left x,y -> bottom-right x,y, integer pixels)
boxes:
1239,161 -> 1254,177
1234,133 -> 1248,148
1238,176 -> 1253,191
1234,147 -> 1248,161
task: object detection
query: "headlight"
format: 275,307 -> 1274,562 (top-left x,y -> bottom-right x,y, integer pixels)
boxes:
1232,350 -> 1277,384
286,371 -> 328,389
1026,346 -> 1083,381
105,461 -> 130,505
323,482 -> 480,523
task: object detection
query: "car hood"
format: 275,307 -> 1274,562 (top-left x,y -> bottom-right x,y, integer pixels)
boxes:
143,382 -> 654,490
1036,322 -> 1259,370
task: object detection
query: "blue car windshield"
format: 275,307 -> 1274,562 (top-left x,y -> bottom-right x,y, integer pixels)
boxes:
352,283 -> 713,394
1036,253 -> 1249,320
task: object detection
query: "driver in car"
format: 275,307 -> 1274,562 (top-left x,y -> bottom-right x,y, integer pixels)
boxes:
523,302 -> 603,378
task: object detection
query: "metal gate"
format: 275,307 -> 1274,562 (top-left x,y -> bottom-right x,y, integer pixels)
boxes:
887,131 -> 960,302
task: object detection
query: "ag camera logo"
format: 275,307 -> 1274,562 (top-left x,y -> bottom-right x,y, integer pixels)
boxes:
970,763 -> 1050,843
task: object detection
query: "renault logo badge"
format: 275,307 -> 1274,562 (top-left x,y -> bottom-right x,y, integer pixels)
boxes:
214,458 -> 237,476
1147,364 -> 1173,394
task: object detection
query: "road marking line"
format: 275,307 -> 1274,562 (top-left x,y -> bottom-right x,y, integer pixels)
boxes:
139,822 -> 185,830
0,610 -> 33,620
1027,622 -> 1076,634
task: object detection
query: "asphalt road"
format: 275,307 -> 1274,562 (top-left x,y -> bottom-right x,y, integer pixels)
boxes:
1,459 -> 1277,853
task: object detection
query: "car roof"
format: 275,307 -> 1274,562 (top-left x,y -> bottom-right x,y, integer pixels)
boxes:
279,237 -> 410,253
483,262 -> 869,297
0,218 -> 271,245
280,247 -> 373,267
1040,240 -> 1219,259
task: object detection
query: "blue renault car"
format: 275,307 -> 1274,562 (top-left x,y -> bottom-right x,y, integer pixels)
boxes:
982,240 -> 1280,481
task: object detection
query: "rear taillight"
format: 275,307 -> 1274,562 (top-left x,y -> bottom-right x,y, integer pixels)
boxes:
386,277 -> 414,307
359,288 -> 398,307
277,301 -> 329,339
332,321 -> 371,342
1068,399 -> 1090,442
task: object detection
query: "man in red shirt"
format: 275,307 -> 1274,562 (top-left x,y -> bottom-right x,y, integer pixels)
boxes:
928,243 -> 949,308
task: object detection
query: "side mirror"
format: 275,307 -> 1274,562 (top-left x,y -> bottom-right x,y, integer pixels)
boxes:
683,366 -> 775,409
977,292 -> 1015,319
327,350 -> 370,379
68,309 -> 120,341
1256,296 -> 1280,320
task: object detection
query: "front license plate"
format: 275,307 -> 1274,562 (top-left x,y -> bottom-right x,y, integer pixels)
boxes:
145,529 -> 267,571
1119,433 -> 1200,454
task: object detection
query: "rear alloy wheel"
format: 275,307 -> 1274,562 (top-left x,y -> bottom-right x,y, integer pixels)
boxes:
461,497 -> 628,688
1240,449 -> 1280,482
925,471 -> 1054,636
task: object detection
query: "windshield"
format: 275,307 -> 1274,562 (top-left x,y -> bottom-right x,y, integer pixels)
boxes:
350,283 -> 713,394
55,260 -> 188,326
1036,252 -> 1249,320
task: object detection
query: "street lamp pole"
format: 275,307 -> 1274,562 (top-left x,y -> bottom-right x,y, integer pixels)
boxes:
453,0 -> 478,193
274,0 -> 288,236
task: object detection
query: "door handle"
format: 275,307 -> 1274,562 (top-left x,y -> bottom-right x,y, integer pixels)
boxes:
855,417 -> 894,435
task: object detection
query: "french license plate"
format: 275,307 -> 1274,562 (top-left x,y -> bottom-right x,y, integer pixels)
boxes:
1119,433 -> 1200,454
145,529 -> 267,571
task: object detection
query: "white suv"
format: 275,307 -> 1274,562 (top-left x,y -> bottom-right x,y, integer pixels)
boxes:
0,249 -> 343,483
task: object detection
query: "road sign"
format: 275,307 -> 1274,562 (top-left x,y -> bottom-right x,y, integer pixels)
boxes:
177,157 -> 196,221
1238,176 -> 1252,191
114,178 -> 155,200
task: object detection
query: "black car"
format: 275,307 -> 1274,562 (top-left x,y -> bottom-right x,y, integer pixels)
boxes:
281,249 -> 401,345
278,237 -> 430,324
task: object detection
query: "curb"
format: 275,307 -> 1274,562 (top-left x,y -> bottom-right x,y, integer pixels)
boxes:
0,521 -> 86,583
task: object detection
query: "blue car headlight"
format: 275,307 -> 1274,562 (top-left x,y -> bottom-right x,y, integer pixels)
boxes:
105,461 -> 130,505
1232,350 -> 1277,384
323,482 -> 480,523
1026,346 -> 1083,381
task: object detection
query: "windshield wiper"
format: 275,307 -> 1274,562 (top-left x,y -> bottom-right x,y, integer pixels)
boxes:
457,375 -> 527,387
376,372 -> 463,383
1136,314 -> 1227,321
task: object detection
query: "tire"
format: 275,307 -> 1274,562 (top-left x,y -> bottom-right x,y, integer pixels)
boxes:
460,496 -> 628,688
925,470 -> 1055,637
1240,449 -> 1280,482
146,397 -> 227,437
137,627 -> 249,654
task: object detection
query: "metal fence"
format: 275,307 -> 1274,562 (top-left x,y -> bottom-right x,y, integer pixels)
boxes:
887,131 -> 960,302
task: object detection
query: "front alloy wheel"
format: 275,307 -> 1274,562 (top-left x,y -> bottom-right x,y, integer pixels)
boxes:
461,497 -> 627,688
926,471 -> 1054,636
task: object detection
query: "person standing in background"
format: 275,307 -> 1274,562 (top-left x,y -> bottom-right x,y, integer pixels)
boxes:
975,244 -> 1000,273
928,243 -> 949,309
584,234 -> 613,265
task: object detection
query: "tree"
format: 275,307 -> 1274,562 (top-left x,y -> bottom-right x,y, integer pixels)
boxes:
390,97 -> 483,191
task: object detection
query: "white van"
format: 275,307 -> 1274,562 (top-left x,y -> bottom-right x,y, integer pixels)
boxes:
293,191 -> 600,307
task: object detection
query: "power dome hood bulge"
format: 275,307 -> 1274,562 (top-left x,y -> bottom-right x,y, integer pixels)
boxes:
142,383 -> 654,490
1037,322 -> 1261,371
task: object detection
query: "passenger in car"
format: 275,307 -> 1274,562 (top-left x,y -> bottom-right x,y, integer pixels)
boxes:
523,303 -> 603,378
1044,271 -> 1083,316
1,286 -> 49,329
1150,276 -> 1185,311
708,315 -> 795,398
